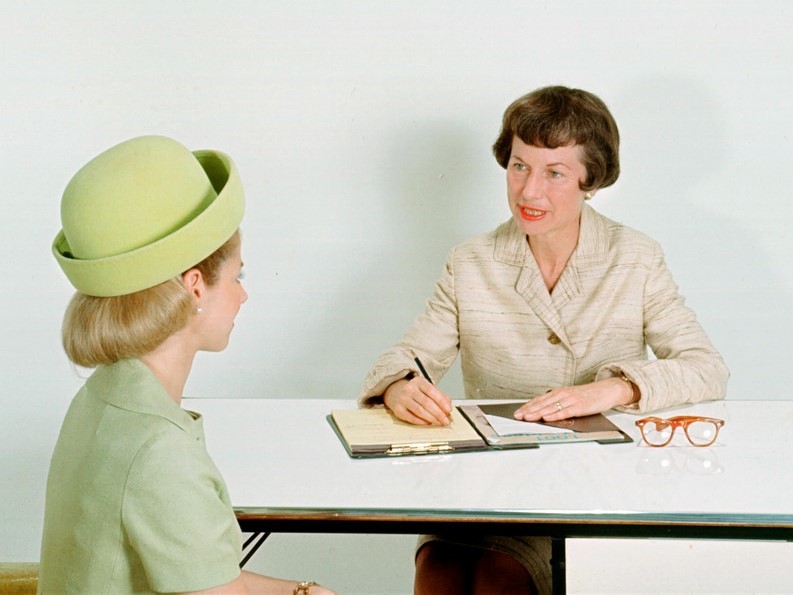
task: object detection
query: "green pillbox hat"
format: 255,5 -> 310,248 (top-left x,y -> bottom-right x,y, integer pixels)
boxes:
53,135 -> 245,297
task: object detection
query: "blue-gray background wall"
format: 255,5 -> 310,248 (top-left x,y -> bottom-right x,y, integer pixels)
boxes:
2,2 -> 791,592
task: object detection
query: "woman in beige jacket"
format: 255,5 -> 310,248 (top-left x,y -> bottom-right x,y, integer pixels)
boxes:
359,86 -> 729,595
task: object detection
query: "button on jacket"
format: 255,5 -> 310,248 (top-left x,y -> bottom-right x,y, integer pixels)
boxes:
360,204 -> 729,413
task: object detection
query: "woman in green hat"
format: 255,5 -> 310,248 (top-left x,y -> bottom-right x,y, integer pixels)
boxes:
40,136 -> 334,595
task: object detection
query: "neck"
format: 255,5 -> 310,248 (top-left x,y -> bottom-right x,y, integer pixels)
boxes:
527,218 -> 581,292
139,333 -> 197,405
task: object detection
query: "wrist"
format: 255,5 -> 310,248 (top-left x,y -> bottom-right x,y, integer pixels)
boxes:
617,373 -> 639,405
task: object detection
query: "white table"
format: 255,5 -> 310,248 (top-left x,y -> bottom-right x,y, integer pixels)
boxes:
189,398 -> 793,592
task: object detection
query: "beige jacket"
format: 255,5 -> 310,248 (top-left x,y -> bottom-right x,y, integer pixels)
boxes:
360,204 -> 729,413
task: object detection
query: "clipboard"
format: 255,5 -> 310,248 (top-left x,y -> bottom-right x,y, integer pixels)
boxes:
328,407 -> 487,457
329,402 -> 631,458
461,402 -> 632,449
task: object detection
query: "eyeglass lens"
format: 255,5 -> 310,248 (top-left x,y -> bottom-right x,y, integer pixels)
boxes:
642,420 -> 673,445
685,420 -> 719,446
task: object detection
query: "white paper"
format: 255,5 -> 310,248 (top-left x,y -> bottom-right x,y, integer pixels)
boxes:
485,414 -> 574,437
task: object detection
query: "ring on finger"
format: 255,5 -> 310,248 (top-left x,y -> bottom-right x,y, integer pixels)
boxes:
554,401 -> 563,412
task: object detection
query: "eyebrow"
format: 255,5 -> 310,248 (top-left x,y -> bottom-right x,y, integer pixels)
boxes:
509,155 -> 574,170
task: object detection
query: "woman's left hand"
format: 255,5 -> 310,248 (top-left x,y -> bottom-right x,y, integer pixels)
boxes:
514,377 -> 635,422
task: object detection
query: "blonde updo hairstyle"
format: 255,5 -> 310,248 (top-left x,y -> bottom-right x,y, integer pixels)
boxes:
62,230 -> 240,368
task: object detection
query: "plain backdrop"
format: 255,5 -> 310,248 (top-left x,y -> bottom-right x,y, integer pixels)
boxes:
2,2 -> 791,593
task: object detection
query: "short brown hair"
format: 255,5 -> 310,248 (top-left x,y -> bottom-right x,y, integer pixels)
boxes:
492,86 -> 620,191
62,231 -> 240,367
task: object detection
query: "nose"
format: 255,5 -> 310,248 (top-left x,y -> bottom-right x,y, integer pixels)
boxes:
521,171 -> 543,200
240,285 -> 249,304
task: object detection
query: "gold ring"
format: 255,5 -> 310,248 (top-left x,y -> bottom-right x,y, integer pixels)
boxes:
555,401 -> 563,411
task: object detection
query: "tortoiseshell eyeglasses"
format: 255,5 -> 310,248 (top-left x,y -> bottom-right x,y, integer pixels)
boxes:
635,416 -> 724,447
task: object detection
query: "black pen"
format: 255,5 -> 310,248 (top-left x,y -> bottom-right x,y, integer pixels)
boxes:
412,352 -> 454,424
413,354 -> 453,424
413,356 -> 433,384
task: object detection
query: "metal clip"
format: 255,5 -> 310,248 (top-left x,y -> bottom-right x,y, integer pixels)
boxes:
385,442 -> 454,456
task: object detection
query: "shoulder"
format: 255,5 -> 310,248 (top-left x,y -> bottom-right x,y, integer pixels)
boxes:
123,416 -> 229,535
62,365 -> 207,482
449,220 -> 516,261
128,416 -> 213,482
587,207 -> 664,265
590,207 -> 659,248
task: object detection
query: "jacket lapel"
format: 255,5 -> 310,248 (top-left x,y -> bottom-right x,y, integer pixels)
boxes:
516,260 -> 571,347
493,205 -> 609,352
494,219 -> 571,348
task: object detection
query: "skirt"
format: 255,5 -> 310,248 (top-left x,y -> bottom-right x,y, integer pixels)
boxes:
416,534 -> 552,595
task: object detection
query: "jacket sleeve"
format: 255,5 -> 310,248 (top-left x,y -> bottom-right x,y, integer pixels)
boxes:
359,250 -> 461,407
597,242 -> 729,413
123,430 -> 242,593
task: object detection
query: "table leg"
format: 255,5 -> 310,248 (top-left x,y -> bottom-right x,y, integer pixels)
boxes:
551,537 -> 566,595
240,532 -> 271,568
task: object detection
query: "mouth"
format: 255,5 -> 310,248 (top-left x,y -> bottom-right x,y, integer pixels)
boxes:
518,206 -> 547,221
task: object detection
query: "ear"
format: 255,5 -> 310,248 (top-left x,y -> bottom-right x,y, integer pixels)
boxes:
181,268 -> 206,301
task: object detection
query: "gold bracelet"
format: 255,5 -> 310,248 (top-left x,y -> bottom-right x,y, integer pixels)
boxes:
618,373 -> 638,403
294,581 -> 317,595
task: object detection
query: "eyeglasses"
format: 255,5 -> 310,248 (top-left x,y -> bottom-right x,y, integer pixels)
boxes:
635,416 -> 724,447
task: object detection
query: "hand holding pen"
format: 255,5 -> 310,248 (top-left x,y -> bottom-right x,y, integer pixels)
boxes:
382,354 -> 453,426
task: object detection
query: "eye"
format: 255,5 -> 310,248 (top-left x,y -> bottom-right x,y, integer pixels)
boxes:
236,270 -> 245,282
549,170 -> 563,179
510,161 -> 527,171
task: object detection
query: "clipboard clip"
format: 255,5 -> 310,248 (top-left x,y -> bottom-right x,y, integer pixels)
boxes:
386,442 -> 454,456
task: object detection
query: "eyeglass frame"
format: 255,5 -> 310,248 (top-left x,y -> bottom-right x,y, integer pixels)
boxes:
634,415 -> 725,447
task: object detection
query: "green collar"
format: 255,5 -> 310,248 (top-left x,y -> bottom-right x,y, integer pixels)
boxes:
86,359 -> 197,432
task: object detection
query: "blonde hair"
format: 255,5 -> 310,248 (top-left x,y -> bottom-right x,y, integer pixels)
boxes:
62,231 -> 240,367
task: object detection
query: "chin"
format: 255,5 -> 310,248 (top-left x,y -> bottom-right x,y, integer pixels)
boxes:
202,338 -> 232,353
511,216 -> 535,236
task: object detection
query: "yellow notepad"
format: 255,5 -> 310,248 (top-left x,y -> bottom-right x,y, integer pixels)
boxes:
329,407 -> 485,457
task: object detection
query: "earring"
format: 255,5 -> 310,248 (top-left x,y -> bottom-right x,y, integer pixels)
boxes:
196,307 -> 203,315
584,192 -> 593,200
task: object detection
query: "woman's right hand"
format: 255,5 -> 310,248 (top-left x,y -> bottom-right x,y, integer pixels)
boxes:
383,377 -> 453,426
